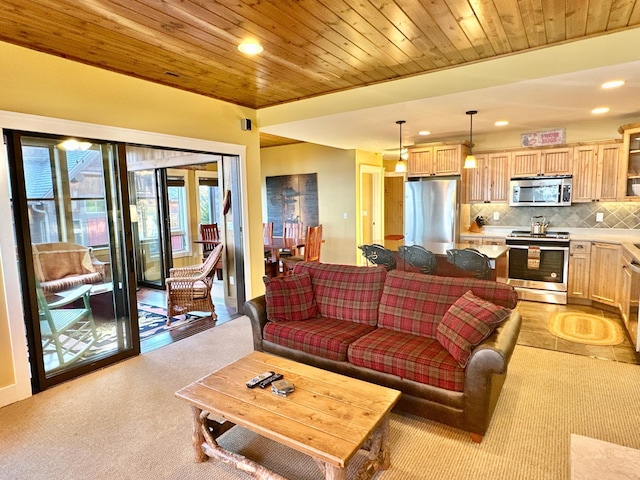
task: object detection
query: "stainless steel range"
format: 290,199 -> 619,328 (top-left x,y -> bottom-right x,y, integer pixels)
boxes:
506,230 -> 570,304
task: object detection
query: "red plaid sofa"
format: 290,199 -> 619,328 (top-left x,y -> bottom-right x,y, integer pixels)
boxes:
245,262 -> 521,443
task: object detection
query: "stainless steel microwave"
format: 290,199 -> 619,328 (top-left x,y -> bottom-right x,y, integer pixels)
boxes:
509,175 -> 572,206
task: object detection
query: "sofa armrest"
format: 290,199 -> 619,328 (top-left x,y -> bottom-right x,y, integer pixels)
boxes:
462,310 -> 522,437
244,295 -> 268,352
89,249 -> 109,280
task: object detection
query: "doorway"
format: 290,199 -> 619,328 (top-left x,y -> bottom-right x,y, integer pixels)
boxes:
126,146 -> 242,336
358,165 -> 383,265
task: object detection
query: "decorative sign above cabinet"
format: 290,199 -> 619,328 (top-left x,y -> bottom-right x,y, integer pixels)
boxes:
521,129 -> 566,148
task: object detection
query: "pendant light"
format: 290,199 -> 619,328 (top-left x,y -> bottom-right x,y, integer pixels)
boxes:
464,110 -> 478,169
394,120 -> 407,173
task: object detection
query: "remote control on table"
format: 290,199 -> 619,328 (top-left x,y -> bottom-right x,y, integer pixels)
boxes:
246,371 -> 275,388
258,373 -> 283,389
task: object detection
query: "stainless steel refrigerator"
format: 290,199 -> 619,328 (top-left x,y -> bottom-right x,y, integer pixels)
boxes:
404,177 -> 460,244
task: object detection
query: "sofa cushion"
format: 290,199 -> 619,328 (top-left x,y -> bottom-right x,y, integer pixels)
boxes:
293,262 -> 387,326
437,290 -> 511,367
264,271 -> 318,322
348,327 -> 465,392
40,272 -> 103,295
378,270 -> 518,338
264,317 -> 376,362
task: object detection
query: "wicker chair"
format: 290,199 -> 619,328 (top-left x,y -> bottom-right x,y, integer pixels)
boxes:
166,243 -> 223,325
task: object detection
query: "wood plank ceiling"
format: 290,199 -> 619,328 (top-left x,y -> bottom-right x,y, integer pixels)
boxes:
1,0 -> 639,111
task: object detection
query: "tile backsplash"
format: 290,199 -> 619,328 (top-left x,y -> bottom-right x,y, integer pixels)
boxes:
470,202 -> 640,230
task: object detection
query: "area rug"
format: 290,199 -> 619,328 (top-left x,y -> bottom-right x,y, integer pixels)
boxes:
547,311 -> 624,346
91,304 -> 208,352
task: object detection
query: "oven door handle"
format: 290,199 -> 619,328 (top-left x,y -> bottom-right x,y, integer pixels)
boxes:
506,244 -> 569,251
629,261 -> 640,274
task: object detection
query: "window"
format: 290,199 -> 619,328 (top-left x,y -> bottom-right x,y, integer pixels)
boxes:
167,174 -> 189,254
198,175 -> 219,225
22,139 -> 109,247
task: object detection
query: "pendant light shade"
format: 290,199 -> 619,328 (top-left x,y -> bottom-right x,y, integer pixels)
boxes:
394,120 -> 407,173
464,110 -> 477,169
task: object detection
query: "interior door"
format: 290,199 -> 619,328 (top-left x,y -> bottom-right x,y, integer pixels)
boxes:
6,131 -> 138,392
130,169 -> 172,288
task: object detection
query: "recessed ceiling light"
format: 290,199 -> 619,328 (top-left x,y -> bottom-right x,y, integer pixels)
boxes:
418,130 -> 431,136
238,41 -> 264,55
591,107 -> 610,115
494,120 -> 509,127
601,80 -> 625,89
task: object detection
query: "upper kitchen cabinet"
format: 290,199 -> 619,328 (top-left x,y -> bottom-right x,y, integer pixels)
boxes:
572,143 -> 621,202
463,152 -> 509,204
510,147 -> 572,177
619,123 -> 640,199
407,143 -> 467,177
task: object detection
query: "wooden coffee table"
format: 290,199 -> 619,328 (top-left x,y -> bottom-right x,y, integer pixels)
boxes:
175,351 -> 401,480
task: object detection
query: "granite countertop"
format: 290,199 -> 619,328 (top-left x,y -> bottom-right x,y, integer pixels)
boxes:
407,242 -> 509,259
460,227 -> 640,262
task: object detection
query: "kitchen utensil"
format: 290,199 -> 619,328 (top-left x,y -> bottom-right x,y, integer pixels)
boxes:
530,216 -> 548,235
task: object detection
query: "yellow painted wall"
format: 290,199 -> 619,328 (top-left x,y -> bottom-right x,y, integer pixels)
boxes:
261,143 -> 358,265
0,41 -> 265,405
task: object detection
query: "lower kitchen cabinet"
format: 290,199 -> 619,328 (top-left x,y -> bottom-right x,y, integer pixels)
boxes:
568,241 -> 591,299
589,242 -> 621,306
618,248 -> 640,344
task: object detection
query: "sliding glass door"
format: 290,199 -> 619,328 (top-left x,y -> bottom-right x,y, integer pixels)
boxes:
6,131 -> 138,391
130,169 -> 172,288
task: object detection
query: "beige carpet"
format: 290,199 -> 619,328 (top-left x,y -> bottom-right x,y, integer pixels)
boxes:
547,311 -> 625,346
2,316 -> 640,479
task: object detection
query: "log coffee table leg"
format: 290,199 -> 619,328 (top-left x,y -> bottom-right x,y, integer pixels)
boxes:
379,416 -> 391,470
190,405 -> 208,462
323,464 -> 347,480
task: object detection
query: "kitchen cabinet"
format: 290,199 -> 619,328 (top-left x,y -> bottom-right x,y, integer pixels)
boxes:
463,154 -> 487,203
618,248 -> 639,341
460,236 -> 505,247
462,152 -> 509,203
568,241 -> 590,299
589,242 -> 621,307
407,143 -> 467,177
510,147 -> 572,177
483,237 -> 506,246
572,143 -> 621,202
618,123 -> 640,199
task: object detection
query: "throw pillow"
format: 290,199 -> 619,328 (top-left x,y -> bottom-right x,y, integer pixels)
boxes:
436,290 -> 511,367
264,271 -> 318,322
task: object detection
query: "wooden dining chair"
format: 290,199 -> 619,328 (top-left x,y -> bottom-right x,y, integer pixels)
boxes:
262,222 -> 274,242
279,222 -> 304,258
199,223 -> 223,280
283,221 -> 304,239
281,225 -> 323,275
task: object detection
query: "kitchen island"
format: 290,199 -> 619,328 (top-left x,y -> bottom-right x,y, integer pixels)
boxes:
395,243 -> 509,282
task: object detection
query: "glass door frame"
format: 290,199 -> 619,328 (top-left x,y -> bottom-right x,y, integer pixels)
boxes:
6,130 -> 139,392
130,168 -> 173,289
